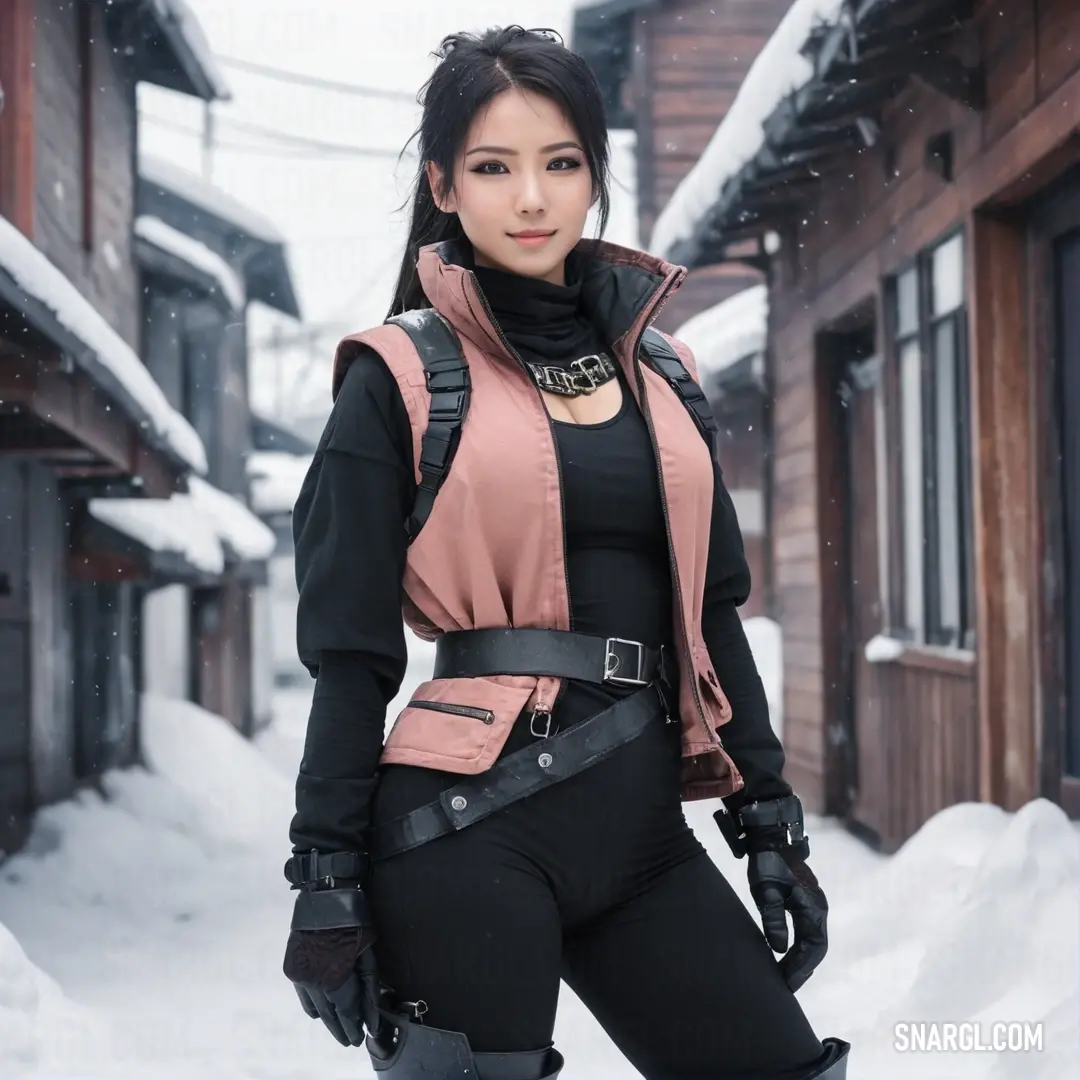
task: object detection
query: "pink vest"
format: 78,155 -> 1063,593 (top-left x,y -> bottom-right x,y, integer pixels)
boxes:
333,239 -> 744,802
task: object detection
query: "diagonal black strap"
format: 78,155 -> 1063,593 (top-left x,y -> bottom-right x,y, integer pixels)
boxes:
366,684 -> 666,861
386,310 -> 470,542
433,628 -> 673,686
640,327 -> 719,458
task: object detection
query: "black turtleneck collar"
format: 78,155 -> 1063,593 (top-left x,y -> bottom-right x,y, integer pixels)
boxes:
472,251 -> 607,368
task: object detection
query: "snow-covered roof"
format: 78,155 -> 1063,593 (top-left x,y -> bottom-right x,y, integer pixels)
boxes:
135,216 -> 246,310
187,477 -> 276,561
0,215 -> 207,475
649,0 -> 848,259
87,478 -> 275,576
139,158 -> 285,245
247,451 -> 311,517
673,285 -> 768,379
88,497 -> 225,576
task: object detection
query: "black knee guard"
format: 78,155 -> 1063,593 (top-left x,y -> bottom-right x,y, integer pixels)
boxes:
367,1016 -> 564,1080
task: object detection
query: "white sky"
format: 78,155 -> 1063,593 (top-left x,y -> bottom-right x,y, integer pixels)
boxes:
138,1 -> 587,421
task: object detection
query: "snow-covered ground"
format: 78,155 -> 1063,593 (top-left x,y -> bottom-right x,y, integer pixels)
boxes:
1,641 -> 1077,1079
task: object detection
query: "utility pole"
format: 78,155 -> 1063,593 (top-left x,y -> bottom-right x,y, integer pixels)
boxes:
201,102 -> 215,183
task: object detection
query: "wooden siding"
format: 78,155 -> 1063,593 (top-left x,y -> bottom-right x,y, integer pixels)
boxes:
766,0 -> 1080,825
33,0 -> 140,348
633,0 -> 792,246
0,0 -> 36,233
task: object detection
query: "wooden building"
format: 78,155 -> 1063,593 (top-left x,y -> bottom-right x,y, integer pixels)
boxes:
650,0 -> 1080,850
134,161 -> 299,737
574,0 -> 793,610
0,0 -> 228,853
573,0 -> 793,329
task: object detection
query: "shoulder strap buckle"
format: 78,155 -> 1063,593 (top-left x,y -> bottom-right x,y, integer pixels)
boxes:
640,328 -> 719,458
386,310 -> 471,542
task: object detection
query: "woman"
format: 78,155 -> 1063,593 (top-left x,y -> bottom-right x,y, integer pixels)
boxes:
281,25 -> 848,1080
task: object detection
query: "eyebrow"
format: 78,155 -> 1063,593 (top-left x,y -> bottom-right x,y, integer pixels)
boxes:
465,141 -> 583,157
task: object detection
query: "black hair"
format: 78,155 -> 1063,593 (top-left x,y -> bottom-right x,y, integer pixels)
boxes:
387,26 -> 612,317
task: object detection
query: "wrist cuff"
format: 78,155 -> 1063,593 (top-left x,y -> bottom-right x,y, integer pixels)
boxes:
291,886 -> 373,931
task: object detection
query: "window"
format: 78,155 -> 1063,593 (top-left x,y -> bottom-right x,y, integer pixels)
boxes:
887,232 -> 975,649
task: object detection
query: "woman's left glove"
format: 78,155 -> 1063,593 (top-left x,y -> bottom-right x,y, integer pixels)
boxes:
714,795 -> 829,993
281,851 -> 387,1047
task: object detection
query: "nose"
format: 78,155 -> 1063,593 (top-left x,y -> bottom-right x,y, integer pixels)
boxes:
514,169 -> 546,217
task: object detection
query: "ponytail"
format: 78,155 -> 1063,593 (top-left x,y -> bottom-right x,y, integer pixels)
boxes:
387,162 -> 464,318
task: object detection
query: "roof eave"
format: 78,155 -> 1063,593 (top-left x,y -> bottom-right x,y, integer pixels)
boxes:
105,0 -> 230,104
0,268 -> 191,476
675,0 -> 976,270
571,0 -> 659,129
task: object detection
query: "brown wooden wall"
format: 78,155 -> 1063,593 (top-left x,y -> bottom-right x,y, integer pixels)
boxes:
766,0 -> 1080,818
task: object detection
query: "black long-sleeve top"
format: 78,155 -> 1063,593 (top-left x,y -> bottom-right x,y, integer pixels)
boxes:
289,259 -> 791,855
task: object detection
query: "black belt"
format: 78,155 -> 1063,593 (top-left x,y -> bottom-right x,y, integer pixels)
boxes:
367,683 -> 666,862
433,628 -> 673,686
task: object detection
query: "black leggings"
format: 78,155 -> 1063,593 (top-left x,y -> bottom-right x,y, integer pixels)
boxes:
366,712 -> 827,1080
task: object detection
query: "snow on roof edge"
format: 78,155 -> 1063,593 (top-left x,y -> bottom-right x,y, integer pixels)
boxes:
88,497 -> 225,575
0,215 -> 207,475
139,157 -> 286,245
187,477 -> 277,562
160,0 -> 232,101
673,284 -> 768,379
649,0 -> 848,259
135,216 -> 246,310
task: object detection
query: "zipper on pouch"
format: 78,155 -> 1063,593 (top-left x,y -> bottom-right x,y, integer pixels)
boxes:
406,699 -> 495,725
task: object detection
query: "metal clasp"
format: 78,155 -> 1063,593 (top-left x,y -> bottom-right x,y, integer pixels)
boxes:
604,637 -> 649,686
529,707 -> 555,738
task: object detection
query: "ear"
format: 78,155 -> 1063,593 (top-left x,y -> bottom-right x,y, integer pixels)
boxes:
426,161 -> 458,214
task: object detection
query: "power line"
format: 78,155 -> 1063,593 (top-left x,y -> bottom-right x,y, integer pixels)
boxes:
139,112 -> 410,161
217,54 -> 417,103
220,115 -> 408,159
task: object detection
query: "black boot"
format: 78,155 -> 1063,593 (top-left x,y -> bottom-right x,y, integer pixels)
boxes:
804,1037 -> 850,1079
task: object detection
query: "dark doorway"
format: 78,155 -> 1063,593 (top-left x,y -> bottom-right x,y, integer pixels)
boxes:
0,460 -> 32,853
1056,227 -> 1080,782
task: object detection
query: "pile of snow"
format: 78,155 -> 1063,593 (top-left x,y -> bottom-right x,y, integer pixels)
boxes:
674,284 -> 768,379
649,0 -> 848,259
187,476 -> 276,561
135,216 -> 246,310
141,157 -> 286,245
88,494 -> 225,575
247,450 -> 312,516
0,216 -> 207,475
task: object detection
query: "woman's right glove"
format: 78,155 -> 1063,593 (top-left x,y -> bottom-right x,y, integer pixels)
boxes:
282,851 -> 387,1047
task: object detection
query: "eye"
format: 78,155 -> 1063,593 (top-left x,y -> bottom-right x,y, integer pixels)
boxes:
470,161 -> 508,175
548,157 -> 583,171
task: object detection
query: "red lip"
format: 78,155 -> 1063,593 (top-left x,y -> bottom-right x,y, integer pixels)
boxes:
509,230 -> 556,238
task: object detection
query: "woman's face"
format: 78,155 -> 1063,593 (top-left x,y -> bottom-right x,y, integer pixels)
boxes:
428,88 -> 595,286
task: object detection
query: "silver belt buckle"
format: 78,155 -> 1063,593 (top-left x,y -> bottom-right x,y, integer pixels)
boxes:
604,637 -> 649,686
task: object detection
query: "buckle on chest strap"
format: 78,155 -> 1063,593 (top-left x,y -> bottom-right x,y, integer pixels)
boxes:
604,637 -> 649,686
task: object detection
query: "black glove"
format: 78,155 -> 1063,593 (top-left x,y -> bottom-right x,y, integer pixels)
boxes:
714,795 -> 829,992
282,852 -> 387,1047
